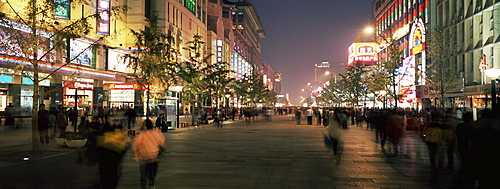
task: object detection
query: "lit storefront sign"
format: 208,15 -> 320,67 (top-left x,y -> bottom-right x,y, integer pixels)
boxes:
108,83 -> 145,104
410,19 -> 426,55
97,0 -> 111,35
348,43 -> 378,65
108,83 -> 148,90
55,0 -> 71,20
65,81 -> 94,90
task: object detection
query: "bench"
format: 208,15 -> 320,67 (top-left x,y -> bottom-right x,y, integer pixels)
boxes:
180,122 -> 189,128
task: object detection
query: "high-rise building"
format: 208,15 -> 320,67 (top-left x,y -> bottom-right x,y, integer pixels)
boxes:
314,61 -> 332,86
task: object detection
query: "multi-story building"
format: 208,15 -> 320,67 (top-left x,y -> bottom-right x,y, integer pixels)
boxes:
432,0 -> 500,110
0,0 -> 133,116
0,0 -> 275,116
375,0 -> 500,110
222,0 -> 266,80
374,0 -> 429,109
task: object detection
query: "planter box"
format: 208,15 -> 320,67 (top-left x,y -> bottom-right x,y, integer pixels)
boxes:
65,139 -> 87,148
55,138 -> 66,147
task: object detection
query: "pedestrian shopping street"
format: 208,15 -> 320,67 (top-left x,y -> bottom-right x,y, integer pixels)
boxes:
0,115 -> 463,188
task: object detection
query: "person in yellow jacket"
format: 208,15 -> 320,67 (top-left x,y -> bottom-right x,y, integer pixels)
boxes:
96,123 -> 130,189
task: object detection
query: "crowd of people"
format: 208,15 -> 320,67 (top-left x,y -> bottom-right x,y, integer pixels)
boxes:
317,106 -> 500,189
12,103 -> 499,188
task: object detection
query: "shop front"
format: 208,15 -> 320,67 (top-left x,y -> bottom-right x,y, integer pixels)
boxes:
107,83 -> 146,110
464,84 -> 492,110
63,81 -> 94,116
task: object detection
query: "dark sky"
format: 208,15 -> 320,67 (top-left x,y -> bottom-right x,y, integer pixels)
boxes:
249,0 -> 374,105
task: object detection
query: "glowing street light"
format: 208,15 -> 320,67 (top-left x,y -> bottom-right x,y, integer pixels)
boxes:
364,27 -> 374,34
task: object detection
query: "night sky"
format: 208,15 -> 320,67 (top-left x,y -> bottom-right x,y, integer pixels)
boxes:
249,0 -> 375,105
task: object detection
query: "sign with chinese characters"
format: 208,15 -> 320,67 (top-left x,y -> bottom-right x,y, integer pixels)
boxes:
348,43 -> 378,65
55,0 -> 70,20
97,0 -> 110,35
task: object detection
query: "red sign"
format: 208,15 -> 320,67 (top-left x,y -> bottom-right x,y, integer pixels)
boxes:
65,81 -> 94,90
108,83 -> 148,90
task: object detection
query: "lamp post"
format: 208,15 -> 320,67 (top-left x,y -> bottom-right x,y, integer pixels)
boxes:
484,68 -> 500,111
379,90 -> 387,109
225,93 -> 231,119
171,86 -> 183,129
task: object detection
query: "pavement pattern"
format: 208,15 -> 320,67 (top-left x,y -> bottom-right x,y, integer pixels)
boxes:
0,115 -> 466,189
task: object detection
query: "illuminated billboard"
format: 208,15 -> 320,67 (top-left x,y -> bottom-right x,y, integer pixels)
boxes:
409,19 -> 425,55
347,43 -> 378,66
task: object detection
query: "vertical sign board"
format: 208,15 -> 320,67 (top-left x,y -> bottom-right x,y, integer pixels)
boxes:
97,0 -> 111,35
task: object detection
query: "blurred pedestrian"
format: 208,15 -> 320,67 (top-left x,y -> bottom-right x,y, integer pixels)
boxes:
424,111 -> 445,168
48,108 -> 58,138
456,111 -> 474,186
96,123 -> 130,189
38,104 -> 50,146
68,108 -> 78,131
125,108 -> 138,130
5,103 -> 15,126
306,108 -> 313,125
295,108 -> 302,125
327,110 -> 344,158
57,108 -> 68,137
132,119 -> 166,189
386,111 -> 405,155
441,110 -> 457,169
469,109 -> 500,188
155,114 -> 166,130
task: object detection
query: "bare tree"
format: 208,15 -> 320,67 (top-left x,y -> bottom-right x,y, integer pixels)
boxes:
374,34 -> 404,108
425,27 -> 460,110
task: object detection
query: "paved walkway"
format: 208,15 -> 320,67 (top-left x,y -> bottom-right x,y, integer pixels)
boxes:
0,115 -> 466,188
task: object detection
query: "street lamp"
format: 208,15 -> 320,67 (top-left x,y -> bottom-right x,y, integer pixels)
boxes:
484,68 -> 500,111
225,93 -> 231,119
171,86 -> 183,129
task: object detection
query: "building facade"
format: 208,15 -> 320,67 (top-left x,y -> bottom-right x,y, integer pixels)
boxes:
374,0 -> 430,109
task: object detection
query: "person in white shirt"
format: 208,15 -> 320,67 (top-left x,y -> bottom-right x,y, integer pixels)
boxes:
306,108 -> 314,125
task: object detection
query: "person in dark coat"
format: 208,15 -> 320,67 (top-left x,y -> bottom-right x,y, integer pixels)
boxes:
125,108 -> 138,130
155,114 -> 166,131
38,104 -> 50,145
469,109 -> 500,188
456,112 -> 474,186
5,103 -> 15,126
